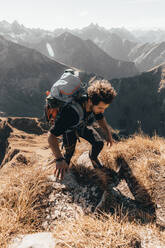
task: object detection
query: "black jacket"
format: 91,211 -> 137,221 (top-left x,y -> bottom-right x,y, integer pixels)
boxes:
50,103 -> 103,137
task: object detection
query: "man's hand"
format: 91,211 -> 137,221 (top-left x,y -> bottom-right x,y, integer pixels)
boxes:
54,159 -> 69,180
106,133 -> 113,147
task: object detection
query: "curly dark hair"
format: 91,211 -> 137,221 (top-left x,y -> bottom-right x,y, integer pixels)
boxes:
87,80 -> 117,105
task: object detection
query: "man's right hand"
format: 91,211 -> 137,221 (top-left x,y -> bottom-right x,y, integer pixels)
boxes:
54,159 -> 69,180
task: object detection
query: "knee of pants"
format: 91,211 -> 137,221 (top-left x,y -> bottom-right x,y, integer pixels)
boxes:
64,145 -> 75,158
66,148 -> 75,158
95,140 -> 104,152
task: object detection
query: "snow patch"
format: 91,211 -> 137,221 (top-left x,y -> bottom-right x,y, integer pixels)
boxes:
94,37 -> 100,44
46,43 -> 54,57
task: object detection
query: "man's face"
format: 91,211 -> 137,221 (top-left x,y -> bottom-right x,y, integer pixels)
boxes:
92,101 -> 109,114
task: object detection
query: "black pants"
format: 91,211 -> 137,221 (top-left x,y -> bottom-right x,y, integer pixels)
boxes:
63,126 -> 104,165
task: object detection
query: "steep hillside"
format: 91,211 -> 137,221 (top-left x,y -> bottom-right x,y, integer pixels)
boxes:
129,42 -> 165,72
0,36 -> 68,117
0,117 -> 164,247
100,33 -> 137,61
30,32 -> 138,79
107,63 -> 165,137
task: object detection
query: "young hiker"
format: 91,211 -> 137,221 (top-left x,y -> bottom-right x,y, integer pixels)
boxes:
48,78 -> 117,180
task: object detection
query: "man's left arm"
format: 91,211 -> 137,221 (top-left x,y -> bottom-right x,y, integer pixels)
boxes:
97,117 -> 113,147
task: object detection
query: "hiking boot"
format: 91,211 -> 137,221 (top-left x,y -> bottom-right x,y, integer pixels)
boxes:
89,152 -> 104,169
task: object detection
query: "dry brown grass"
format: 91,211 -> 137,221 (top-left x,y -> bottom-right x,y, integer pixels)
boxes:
53,213 -> 164,248
53,214 -> 140,248
0,164 -> 52,248
100,134 -> 165,204
101,133 -> 164,168
0,133 -> 165,247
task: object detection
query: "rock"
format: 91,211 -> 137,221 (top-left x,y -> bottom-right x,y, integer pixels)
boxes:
7,118 -> 45,135
77,151 -> 93,168
9,232 -> 55,248
0,120 -> 13,165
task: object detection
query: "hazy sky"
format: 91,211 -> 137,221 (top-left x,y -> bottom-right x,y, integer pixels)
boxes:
0,0 -> 165,30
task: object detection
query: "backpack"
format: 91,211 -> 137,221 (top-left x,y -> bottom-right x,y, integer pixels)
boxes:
45,69 -> 87,126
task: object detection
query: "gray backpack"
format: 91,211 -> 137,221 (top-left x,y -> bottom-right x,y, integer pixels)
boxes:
45,69 -> 87,126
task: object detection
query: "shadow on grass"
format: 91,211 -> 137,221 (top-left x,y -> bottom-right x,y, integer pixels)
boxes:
71,156 -> 156,224
101,156 -> 156,224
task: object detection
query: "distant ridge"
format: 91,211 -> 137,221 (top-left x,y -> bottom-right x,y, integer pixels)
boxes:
30,31 -> 138,79
0,36 -> 67,116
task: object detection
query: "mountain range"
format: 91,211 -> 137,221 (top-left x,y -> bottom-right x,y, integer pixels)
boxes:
0,21 -> 165,137
0,35 -> 67,117
28,31 -> 138,79
1,21 -> 165,72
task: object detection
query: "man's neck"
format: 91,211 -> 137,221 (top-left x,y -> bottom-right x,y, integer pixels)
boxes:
85,100 -> 92,112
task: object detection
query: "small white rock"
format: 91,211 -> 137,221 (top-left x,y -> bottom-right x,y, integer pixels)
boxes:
9,232 -> 55,248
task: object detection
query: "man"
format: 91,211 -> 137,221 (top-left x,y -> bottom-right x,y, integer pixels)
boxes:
48,79 -> 117,180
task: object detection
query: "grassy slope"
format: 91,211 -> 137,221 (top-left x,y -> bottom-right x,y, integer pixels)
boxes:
0,128 -> 165,247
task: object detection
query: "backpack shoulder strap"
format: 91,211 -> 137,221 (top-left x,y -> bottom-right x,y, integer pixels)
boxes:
70,101 -> 84,123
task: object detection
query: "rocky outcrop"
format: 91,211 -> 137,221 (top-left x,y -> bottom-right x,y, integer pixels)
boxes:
0,119 -> 12,165
7,117 -> 47,134
0,117 -> 48,167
